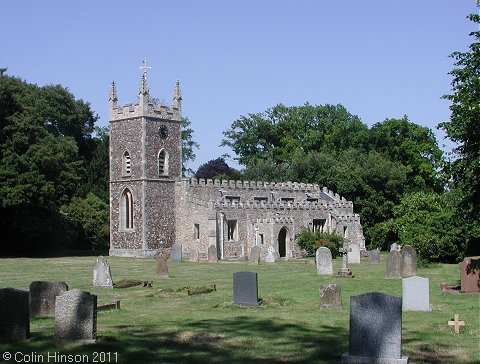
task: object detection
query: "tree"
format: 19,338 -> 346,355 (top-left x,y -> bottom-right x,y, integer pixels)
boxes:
439,6 -> 480,246
195,157 -> 239,180
181,117 -> 199,177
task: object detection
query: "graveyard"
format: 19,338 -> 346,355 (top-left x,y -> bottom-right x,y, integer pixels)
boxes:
0,254 -> 478,363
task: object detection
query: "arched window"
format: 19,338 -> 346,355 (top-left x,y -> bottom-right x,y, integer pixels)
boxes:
120,188 -> 134,230
158,149 -> 169,176
122,151 -> 131,176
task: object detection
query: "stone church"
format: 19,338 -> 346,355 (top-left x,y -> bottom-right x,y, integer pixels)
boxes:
109,69 -> 366,259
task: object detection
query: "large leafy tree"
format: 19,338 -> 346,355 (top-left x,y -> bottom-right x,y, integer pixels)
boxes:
181,117 -> 199,177
439,6 -> 480,245
195,157 -> 239,180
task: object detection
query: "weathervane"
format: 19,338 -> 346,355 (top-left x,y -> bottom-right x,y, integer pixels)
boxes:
140,59 -> 151,80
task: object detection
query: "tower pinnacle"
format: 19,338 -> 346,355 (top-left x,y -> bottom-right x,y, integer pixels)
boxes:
139,60 -> 151,96
173,80 -> 182,114
109,81 -> 118,102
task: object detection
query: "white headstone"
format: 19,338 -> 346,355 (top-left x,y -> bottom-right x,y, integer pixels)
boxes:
402,276 -> 431,311
316,247 -> 333,275
93,256 -> 113,288
265,246 -> 276,263
347,244 -> 360,264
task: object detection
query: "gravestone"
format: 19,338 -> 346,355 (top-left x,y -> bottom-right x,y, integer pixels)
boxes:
342,292 -> 408,363
402,276 -> 430,311
249,246 -> 261,265
386,250 -> 403,279
368,249 -> 380,264
460,258 -> 480,293
319,284 -> 341,310
93,256 -> 113,288
170,243 -> 182,262
338,243 -> 353,278
347,244 -> 361,264
0,288 -> 29,343
316,247 -> 333,275
208,245 -> 218,263
390,243 -> 398,252
401,245 -> 417,276
233,272 -> 259,306
155,252 -> 169,277
189,247 -> 199,262
30,281 -> 68,317
265,246 -> 276,263
54,289 -> 97,343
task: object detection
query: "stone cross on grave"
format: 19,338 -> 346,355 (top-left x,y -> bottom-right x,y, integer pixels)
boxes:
448,314 -> 465,334
338,243 -> 353,278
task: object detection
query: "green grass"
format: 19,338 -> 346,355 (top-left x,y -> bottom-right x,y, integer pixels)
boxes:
0,255 -> 479,363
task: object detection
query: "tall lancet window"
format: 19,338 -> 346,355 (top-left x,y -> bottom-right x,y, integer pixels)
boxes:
120,188 -> 134,230
122,151 -> 131,176
158,149 -> 169,176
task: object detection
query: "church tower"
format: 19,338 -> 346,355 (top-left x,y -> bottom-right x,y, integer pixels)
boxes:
109,63 -> 182,257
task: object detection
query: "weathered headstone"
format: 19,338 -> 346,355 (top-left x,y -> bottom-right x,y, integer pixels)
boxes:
93,256 -> 113,288
319,284 -> 341,310
55,289 -> 97,343
386,250 -> 403,279
265,246 -> 276,263
0,288 -> 29,343
316,247 -> 333,275
156,252 -> 169,277
460,258 -> 480,293
347,244 -> 361,264
368,249 -> 380,264
342,292 -> 408,363
402,276 -> 430,311
390,243 -> 398,252
29,281 -> 68,317
249,246 -> 261,265
170,243 -> 182,262
233,271 -> 259,306
189,247 -> 199,262
401,245 -> 417,276
208,245 -> 218,263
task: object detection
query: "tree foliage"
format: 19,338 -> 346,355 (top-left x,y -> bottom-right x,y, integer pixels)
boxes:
195,157 -> 239,180
181,117 -> 199,177
296,228 -> 345,258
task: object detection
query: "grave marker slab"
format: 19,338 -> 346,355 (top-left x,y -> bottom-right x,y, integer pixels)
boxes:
0,288 -> 29,343
386,250 -> 403,279
390,243 -> 398,252
29,281 -> 68,317
233,272 -> 259,306
460,258 -> 480,293
54,289 -> 97,343
156,253 -> 169,277
189,247 -> 199,262
342,292 -> 408,363
265,246 -> 276,263
402,276 -> 430,311
171,243 -> 182,262
347,244 -> 361,264
401,245 -> 417,276
208,245 -> 218,263
316,247 -> 333,275
368,249 -> 380,264
319,284 -> 341,310
93,256 -> 113,288
249,246 -> 261,265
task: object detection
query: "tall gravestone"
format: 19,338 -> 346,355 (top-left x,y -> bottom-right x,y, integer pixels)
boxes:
171,243 -> 182,262
386,250 -> 403,279
368,249 -> 380,264
55,289 -> 97,343
316,247 -> 333,275
156,252 -> 169,277
401,245 -> 417,276
208,245 -> 218,263
402,276 -> 430,311
93,256 -> 113,288
342,292 -> 408,363
30,281 -> 68,317
0,288 -> 30,343
233,272 -> 259,306
189,247 -> 199,262
249,246 -> 261,265
265,246 -> 276,263
319,284 -> 341,310
347,244 -> 361,264
460,258 -> 480,293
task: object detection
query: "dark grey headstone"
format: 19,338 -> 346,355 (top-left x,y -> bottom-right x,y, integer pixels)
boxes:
0,288 -> 30,343
402,276 -> 430,311
316,247 -> 333,275
233,271 -> 259,306
171,243 -> 182,262
208,245 -> 218,263
93,256 -> 113,288
249,246 -> 261,265
401,245 -> 417,276
319,284 -> 341,310
342,292 -> 408,363
368,249 -> 380,264
54,289 -> 97,343
29,281 -> 68,317
156,253 -> 169,277
386,250 -> 403,279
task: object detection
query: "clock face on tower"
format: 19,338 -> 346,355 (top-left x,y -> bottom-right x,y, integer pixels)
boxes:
158,125 -> 168,138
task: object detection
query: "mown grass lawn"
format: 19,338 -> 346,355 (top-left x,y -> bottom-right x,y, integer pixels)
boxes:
0,255 -> 478,363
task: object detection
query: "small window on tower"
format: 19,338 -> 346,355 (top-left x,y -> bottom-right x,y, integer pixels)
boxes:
122,151 -> 131,176
227,220 -> 237,240
194,223 -> 200,240
158,149 -> 169,176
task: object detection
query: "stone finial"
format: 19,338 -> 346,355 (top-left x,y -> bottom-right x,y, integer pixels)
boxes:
139,72 -> 150,96
109,81 -> 118,103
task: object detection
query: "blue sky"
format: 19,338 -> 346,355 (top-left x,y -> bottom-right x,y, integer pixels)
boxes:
1,1 -> 477,171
